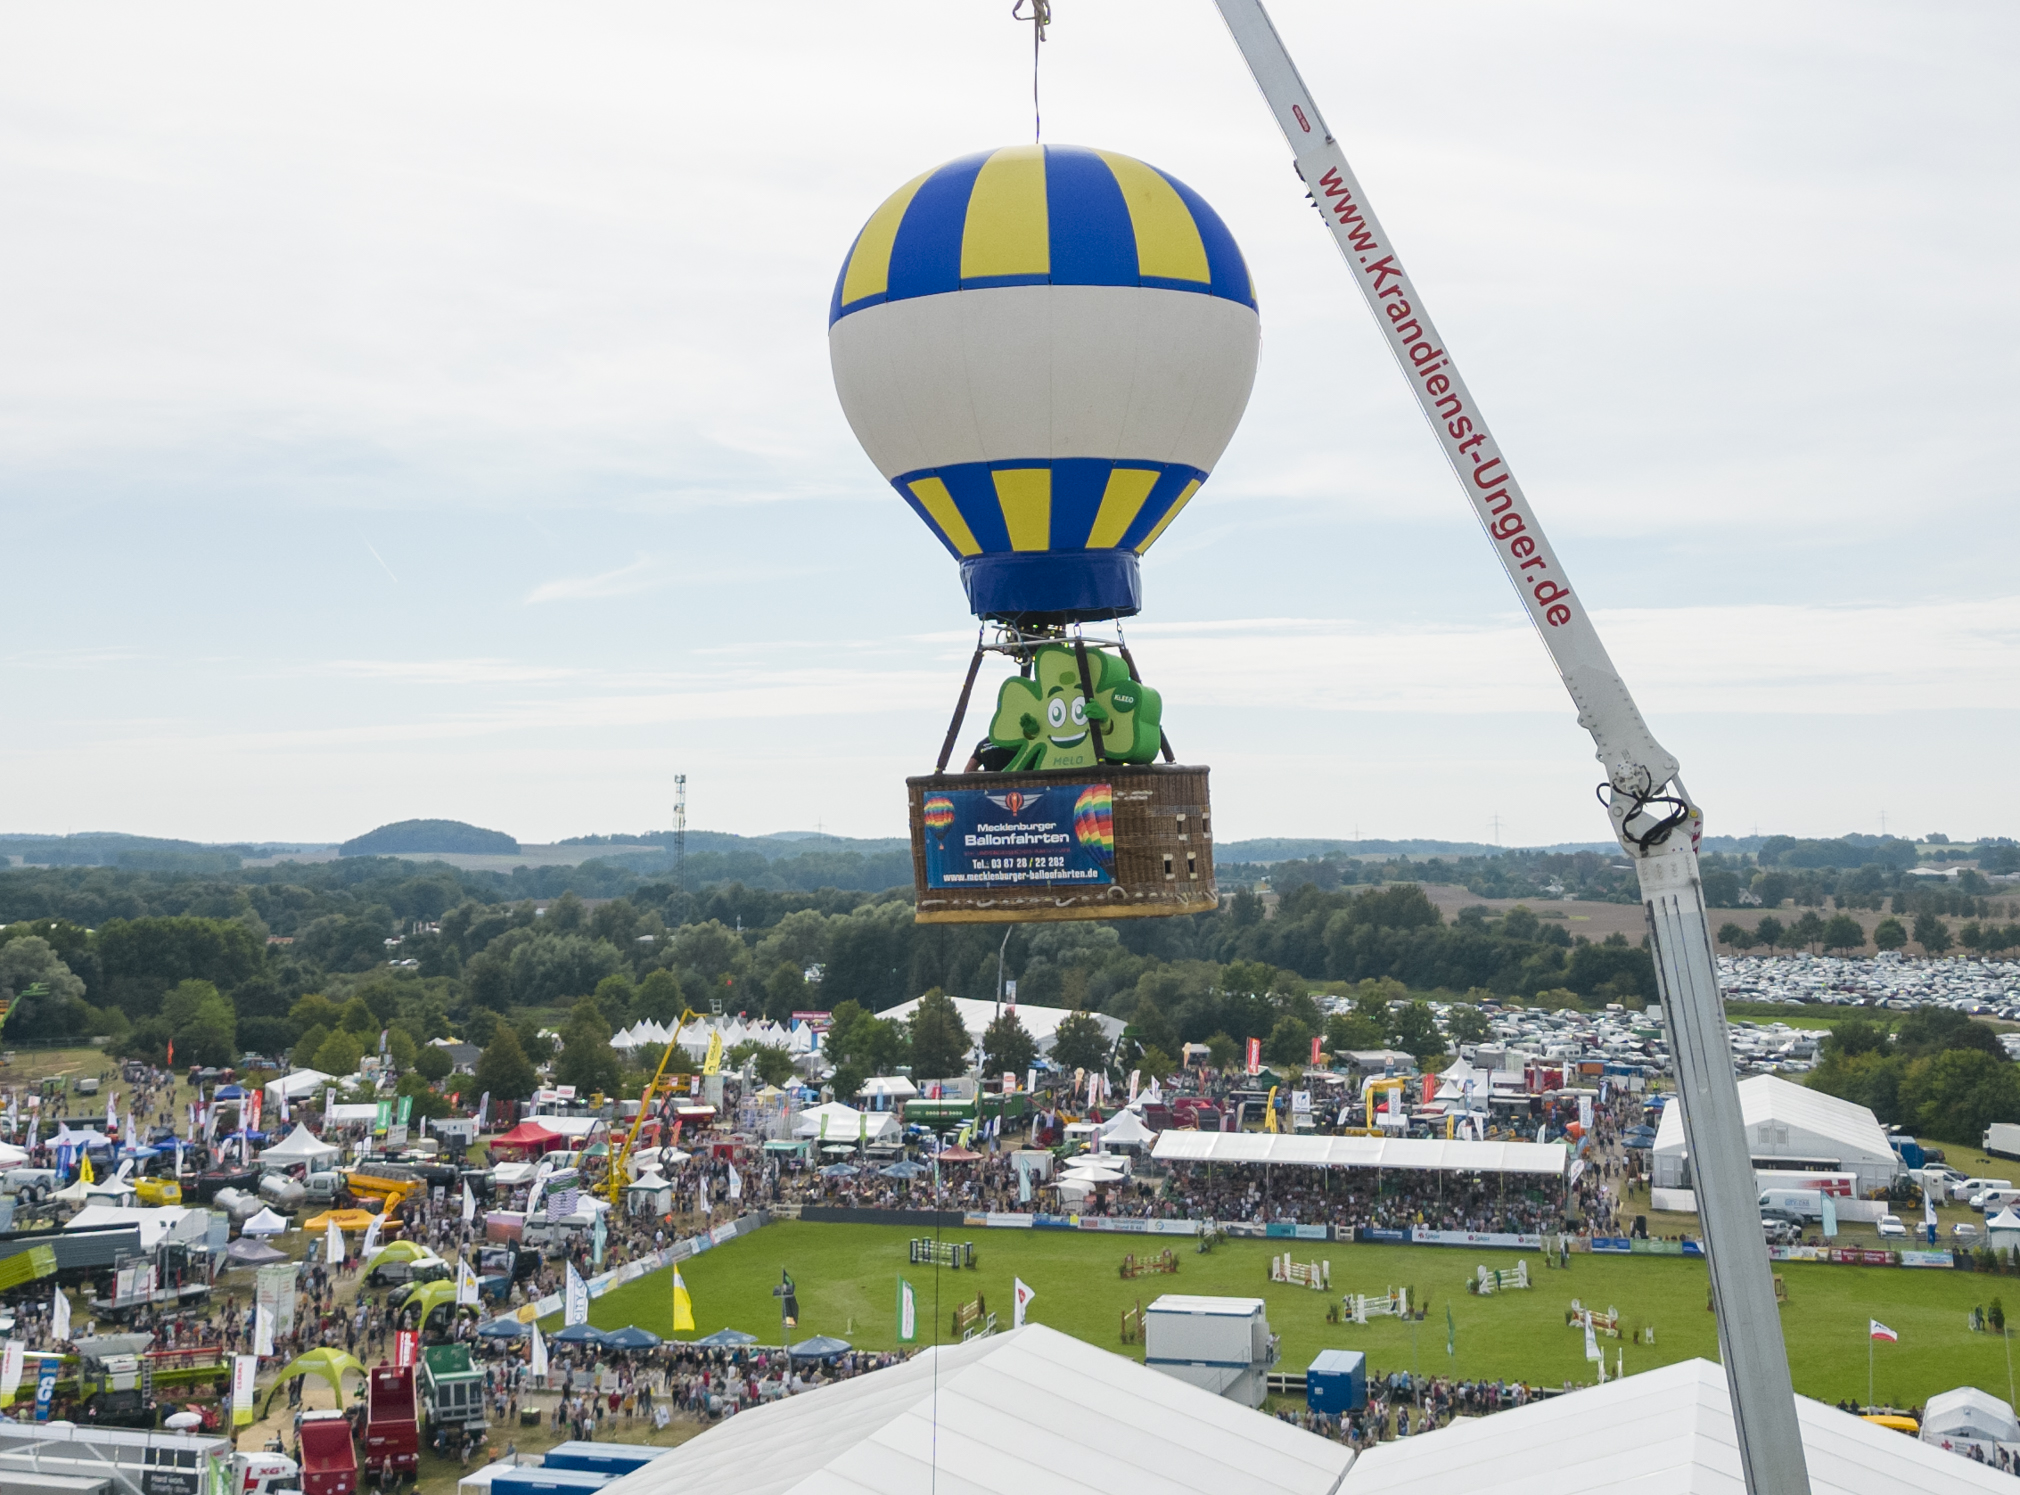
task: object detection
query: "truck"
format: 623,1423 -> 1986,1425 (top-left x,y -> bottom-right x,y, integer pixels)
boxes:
362,1363 -> 419,1481
418,1343 -> 488,1448
1757,1189 -> 1826,1223
1142,1295 -> 1278,1409
1985,1123 -> 2020,1162
298,1408 -> 358,1495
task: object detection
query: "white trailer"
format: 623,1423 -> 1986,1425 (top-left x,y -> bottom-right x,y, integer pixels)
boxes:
1143,1295 -> 1278,1409
1985,1123 -> 2020,1162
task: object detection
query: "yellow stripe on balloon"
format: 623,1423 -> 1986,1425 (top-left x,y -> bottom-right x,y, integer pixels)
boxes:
961,146 -> 1049,280
1085,468 -> 1159,549
841,170 -> 932,307
1095,151 -> 1209,284
907,477 -> 982,557
1133,478 -> 1202,554
992,468 -> 1052,552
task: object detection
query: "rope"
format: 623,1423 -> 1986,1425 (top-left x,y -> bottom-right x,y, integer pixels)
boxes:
1012,0 -> 1051,143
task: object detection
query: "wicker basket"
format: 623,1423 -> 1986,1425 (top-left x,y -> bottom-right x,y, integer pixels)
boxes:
907,764 -> 1215,924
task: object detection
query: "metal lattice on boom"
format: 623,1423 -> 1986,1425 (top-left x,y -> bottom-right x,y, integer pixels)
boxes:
1209,6 -> 1812,1494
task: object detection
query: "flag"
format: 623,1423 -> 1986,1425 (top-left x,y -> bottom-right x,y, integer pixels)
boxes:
326,1216 -> 343,1268
727,1167 -> 742,1202
1446,1304 -> 1456,1358
1013,1278 -> 1035,1328
51,1287 -> 70,1345
1869,1320 -> 1898,1343
774,1271 -> 799,1328
475,1092 -> 489,1131
78,1151 -> 94,1186
529,1325 -> 549,1380
1245,1036 -> 1261,1075
254,1304 -> 274,1357
232,1354 -> 258,1427
0,1340 -> 23,1398
1584,1319 -> 1600,1364
462,1181 -> 477,1223
166,1039 -> 174,1067
564,1263 -> 589,1326
455,1260 -> 480,1307
395,1329 -> 417,1367
672,1268 -> 695,1333
361,1213 -> 384,1259
896,1278 -> 916,1343
279,1084 -> 289,1124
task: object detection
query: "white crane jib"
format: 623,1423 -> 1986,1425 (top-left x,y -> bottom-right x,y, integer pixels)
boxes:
1210,6 -> 1812,1495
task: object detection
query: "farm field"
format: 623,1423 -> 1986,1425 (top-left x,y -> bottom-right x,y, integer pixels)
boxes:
568,1221 -> 2016,1412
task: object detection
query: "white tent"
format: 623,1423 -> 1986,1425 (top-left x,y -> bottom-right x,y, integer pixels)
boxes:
876,994 -> 1127,1056
1343,1356 -> 2007,1495
263,1069 -> 332,1105
595,1323 -> 1352,1495
1099,1111 -> 1157,1149
858,1076 -> 919,1101
242,1207 -> 289,1236
1151,1131 -> 1566,1177
1651,1074 -> 1897,1194
1923,1386 -> 2020,1456
792,1102 -> 898,1144
1986,1207 -> 2020,1253
67,1205 -> 206,1251
258,1124 -> 340,1169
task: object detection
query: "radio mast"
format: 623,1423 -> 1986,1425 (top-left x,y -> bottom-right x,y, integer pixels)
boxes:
672,773 -> 688,891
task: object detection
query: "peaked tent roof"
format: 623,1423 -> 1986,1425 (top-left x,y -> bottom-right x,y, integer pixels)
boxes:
1923,1385 -> 2020,1445
597,1322 -> 1351,1495
1342,1357 -> 2009,1495
1651,1073 -> 1893,1163
260,1123 -> 340,1163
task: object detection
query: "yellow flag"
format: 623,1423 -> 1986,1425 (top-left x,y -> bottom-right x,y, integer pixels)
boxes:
702,1030 -> 724,1076
1264,1085 -> 1279,1134
671,1267 -> 695,1333
79,1150 -> 95,1185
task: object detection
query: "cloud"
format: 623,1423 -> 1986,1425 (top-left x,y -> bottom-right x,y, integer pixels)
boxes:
524,555 -> 660,605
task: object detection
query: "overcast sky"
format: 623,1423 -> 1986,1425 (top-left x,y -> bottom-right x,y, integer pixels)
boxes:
3,1 -> 2015,848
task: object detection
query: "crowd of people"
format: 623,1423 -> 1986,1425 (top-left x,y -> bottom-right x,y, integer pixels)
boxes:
1274,1368 -> 1550,1448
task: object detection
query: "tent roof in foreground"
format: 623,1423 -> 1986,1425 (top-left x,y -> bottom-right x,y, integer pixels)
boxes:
596,1323 -> 1351,1495
1342,1357 -> 2007,1495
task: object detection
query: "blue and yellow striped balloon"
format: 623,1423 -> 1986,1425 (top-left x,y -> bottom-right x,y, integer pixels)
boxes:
828,144 -> 1260,622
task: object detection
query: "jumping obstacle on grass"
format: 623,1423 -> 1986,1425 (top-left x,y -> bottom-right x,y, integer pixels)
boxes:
1567,1299 -> 1620,1338
953,1291 -> 996,1341
1121,1300 -> 1144,1345
1470,1261 -> 1531,1295
1269,1254 -> 1331,1291
1196,1221 -> 1225,1255
1120,1249 -> 1179,1279
1343,1287 -> 1409,1324
910,1238 -> 977,1269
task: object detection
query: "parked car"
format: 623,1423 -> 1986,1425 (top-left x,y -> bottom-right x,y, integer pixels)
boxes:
1952,1222 -> 1981,1240
1951,1176 -> 2013,1202
1876,1215 -> 1907,1239
368,1253 -> 451,1288
1762,1217 -> 1802,1245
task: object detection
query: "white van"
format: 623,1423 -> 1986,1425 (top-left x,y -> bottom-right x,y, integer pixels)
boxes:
1952,1176 -> 2014,1203
1758,1188 -> 1825,1222
1972,1186 -> 2020,1214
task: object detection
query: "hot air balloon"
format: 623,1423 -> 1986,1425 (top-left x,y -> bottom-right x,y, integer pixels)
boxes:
829,144 -> 1251,923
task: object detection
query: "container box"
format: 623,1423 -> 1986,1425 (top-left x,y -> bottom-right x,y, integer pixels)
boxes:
1306,1349 -> 1367,1414
1143,1295 -> 1275,1409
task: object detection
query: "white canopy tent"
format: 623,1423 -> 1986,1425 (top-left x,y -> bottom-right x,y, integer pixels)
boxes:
1985,1206 -> 2020,1253
1099,1111 -> 1157,1149
263,1069 -> 332,1104
859,1076 -> 920,1101
876,995 -> 1127,1057
792,1102 -> 899,1144
242,1207 -> 289,1236
1151,1130 -> 1567,1177
1922,1386 -> 2020,1456
1347,1357 -> 2008,1495
595,1323 -> 1352,1495
258,1124 -> 340,1170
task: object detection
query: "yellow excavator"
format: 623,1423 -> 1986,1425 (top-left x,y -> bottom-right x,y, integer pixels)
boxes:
603,1008 -> 711,1206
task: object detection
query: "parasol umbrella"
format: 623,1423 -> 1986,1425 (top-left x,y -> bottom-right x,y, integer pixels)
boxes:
788,1335 -> 851,1360
691,1328 -> 758,1348
602,1325 -> 662,1351
878,1160 -> 927,1179
935,1147 -> 982,1163
477,1319 -> 530,1340
163,1411 -> 204,1431
818,1163 -> 859,1178
550,1323 -> 608,1346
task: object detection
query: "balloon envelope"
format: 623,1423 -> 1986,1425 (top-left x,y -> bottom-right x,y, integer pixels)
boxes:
830,144 -> 1259,622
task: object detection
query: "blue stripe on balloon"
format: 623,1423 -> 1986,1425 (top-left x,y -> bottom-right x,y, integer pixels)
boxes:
1138,276 -> 1214,297
1153,169 -> 1255,309
885,153 -> 990,305
1046,459 -> 1112,549
1117,466 -> 1207,551
935,464 -> 1014,554
829,230 -> 859,326
1044,146 -> 1138,288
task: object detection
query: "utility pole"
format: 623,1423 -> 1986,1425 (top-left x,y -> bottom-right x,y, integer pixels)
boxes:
673,774 -> 688,891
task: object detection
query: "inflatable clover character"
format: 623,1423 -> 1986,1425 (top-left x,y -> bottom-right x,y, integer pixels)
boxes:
987,644 -> 1163,772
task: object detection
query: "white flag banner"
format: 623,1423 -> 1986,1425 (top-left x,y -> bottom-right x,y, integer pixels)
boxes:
529,1325 -> 549,1380
361,1213 -> 384,1259
462,1181 -> 477,1224
232,1354 -> 258,1418
1013,1278 -> 1036,1329
455,1260 -> 480,1307
0,1340 -> 22,1398
51,1288 -> 71,1345
1584,1320 -> 1601,1363
564,1263 -> 589,1326
326,1216 -> 344,1267
727,1167 -> 742,1202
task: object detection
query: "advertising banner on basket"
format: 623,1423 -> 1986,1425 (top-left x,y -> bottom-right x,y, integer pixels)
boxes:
919,785 -> 1115,890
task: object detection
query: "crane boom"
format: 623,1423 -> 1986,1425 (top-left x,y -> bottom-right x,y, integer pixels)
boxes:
1211,6 -> 1812,1493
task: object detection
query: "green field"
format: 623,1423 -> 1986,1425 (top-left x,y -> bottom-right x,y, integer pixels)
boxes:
564,1222 -> 2017,1411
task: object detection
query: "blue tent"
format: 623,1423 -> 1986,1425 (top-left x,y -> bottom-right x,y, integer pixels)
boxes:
878,1160 -> 926,1179
788,1335 -> 851,1360
601,1325 -> 662,1351
690,1328 -> 758,1348
478,1319 -> 530,1340
550,1324 -> 607,1346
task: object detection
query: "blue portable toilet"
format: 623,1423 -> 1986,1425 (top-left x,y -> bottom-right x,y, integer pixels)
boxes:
489,1468 -> 613,1495
1306,1349 -> 1367,1414
541,1442 -> 668,1477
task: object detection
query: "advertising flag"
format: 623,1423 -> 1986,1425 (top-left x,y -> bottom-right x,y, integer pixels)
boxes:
1311,1033 -> 1323,1067
564,1262 -> 589,1326
232,1354 -> 258,1426
671,1268 -> 695,1333
254,1303 -> 274,1357
50,1288 -> 70,1346
1446,1303 -> 1456,1358
326,1216 -> 344,1268
530,1324 -> 549,1380
0,1340 -> 22,1399
462,1181 -> 477,1223
897,1278 -> 917,1343
34,1360 -> 57,1421
455,1260 -> 480,1307
361,1212 -> 384,1259
1245,1037 -> 1261,1076
1013,1278 -> 1036,1328
727,1166 -> 742,1202
395,1329 -> 418,1368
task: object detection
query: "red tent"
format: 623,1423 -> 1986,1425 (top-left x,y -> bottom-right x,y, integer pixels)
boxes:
491,1121 -> 565,1154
